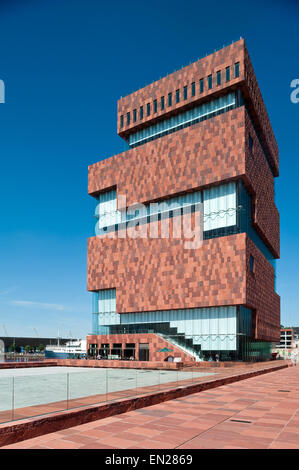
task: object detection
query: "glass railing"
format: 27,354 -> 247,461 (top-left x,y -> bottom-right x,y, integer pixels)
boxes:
0,366 -> 216,425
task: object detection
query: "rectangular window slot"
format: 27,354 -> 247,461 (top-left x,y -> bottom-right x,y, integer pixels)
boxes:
191,82 -> 195,97
226,66 -> 230,82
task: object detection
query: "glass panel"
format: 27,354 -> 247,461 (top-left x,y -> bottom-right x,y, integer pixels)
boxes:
0,376 -> 13,423
106,368 -> 137,402
13,371 -> 68,421
68,369 -> 107,409
203,181 -> 237,231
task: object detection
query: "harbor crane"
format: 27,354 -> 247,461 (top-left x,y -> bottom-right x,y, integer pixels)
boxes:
2,324 -> 8,337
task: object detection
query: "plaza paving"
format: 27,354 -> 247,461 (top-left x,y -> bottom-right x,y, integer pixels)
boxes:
2,363 -> 298,449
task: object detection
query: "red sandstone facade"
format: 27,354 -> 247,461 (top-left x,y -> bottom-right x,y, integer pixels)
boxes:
87,39 -> 280,361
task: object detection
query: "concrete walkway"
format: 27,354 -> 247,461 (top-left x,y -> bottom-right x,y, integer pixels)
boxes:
2,363 -> 298,449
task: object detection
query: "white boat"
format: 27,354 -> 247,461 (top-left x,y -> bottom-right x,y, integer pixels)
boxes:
45,339 -> 87,359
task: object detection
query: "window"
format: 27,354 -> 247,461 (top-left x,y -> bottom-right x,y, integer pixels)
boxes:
235,62 -> 240,78
120,115 -> 124,128
199,78 -> 204,93
191,82 -> 195,97
133,109 -> 137,123
140,106 -> 143,120
147,103 -> 150,116
161,96 -> 165,110
208,74 -> 212,89
126,112 -> 130,125
226,66 -> 230,82
139,343 -> 149,361
168,92 -> 172,106
128,91 -> 237,147
111,343 -> 122,357
96,190 -> 119,231
250,255 -> 255,273
183,86 -> 188,100
249,134 -> 253,152
176,89 -> 180,103
204,181 -> 237,231
124,343 -> 135,360
217,70 -> 221,86
153,99 -> 157,113
99,344 -> 109,358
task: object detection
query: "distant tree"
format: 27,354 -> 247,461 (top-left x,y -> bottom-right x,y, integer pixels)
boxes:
38,344 -> 44,352
9,343 -> 16,352
24,345 -> 31,353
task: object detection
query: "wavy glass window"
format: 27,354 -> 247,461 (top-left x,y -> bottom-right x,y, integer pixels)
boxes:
95,189 -> 120,231
203,181 -> 236,231
95,306 -> 239,352
92,289 -> 119,335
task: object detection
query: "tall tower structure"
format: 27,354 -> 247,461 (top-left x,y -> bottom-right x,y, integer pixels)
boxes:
87,39 -> 280,362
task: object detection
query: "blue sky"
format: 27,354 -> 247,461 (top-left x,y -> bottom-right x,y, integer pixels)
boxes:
0,0 -> 298,338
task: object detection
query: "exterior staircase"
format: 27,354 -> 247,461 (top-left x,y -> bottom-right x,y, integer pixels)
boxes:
157,332 -> 202,362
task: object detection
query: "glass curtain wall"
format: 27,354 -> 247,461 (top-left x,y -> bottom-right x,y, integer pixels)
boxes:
128,91 -> 237,148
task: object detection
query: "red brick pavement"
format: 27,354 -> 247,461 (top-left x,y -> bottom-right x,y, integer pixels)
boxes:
2,363 -> 298,449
